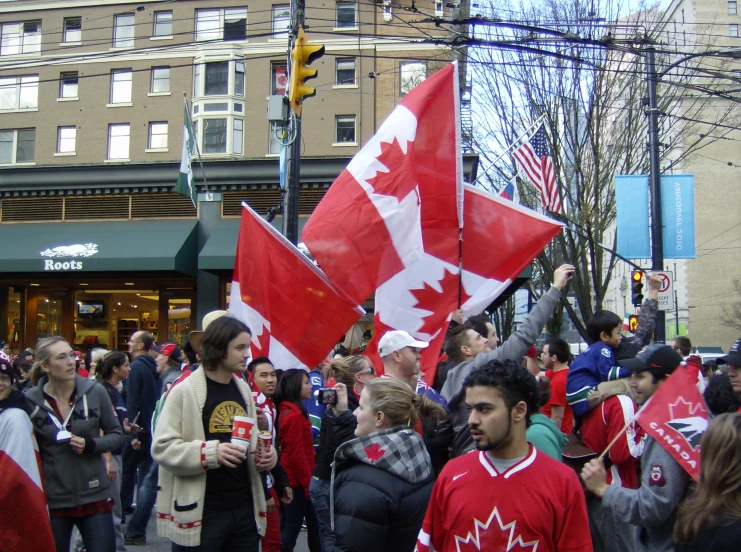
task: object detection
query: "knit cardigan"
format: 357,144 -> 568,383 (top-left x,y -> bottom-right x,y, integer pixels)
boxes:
152,368 -> 274,546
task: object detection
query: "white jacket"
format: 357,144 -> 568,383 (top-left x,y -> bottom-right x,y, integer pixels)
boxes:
152,368 -> 273,546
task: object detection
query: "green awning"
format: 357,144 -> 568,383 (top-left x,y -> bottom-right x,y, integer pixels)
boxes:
199,217 -> 308,270
0,220 -> 199,275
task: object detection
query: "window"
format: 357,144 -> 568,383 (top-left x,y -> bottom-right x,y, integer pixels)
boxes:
273,5 -> 291,39
732,24 -> 739,37
235,62 -> 245,96
733,69 -> 741,80
383,0 -> 392,21
272,62 -> 287,94
196,8 -> 247,42
204,62 -> 229,95
0,22 -> 41,55
57,126 -> 76,153
114,14 -> 135,48
336,3 -> 357,28
148,122 -> 168,149
203,119 -> 227,153
0,129 -> 35,164
110,69 -> 133,103
64,17 -> 82,43
194,65 -> 201,98
108,124 -> 130,159
233,119 -> 243,154
435,0 -> 444,16
730,2 -> 738,15
336,58 -> 356,85
0,75 -> 38,110
153,11 -> 173,36
336,115 -> 356,143
151,66 -> 170,93
59,72 -> 78,98
400,61 -> 427,95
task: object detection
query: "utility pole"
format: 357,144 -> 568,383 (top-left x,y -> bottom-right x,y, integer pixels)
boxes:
645,46 -> 666,343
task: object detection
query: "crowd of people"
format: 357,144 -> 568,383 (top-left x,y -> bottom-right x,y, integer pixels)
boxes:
1,264 -> 741,552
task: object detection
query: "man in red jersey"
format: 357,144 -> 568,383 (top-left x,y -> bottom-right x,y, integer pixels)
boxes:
540,337 -> 574,433
416,360 -> 592,552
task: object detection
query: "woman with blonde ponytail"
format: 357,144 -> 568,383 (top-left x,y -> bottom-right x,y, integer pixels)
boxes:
326,378 -> 442,552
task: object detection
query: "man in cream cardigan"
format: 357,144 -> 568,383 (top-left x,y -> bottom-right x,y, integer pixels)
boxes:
153,316 -> 277,550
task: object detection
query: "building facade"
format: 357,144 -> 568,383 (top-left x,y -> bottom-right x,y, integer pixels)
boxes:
0,0 -> 477,353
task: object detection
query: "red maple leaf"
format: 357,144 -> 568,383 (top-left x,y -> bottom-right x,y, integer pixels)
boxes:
251,324 -> 271,360
364,443 -> 386,463
410,268 -> 470,336
365,137 -> 418,203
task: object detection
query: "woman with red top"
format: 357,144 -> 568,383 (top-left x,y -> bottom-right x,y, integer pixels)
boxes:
275,369 -> 321,552
24,337 -> 125,552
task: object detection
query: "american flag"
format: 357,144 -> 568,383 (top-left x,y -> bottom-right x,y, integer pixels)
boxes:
511,124 -> 561,213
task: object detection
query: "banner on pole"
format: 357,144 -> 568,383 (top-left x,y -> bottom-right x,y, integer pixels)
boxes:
615,175 -> 650,259
661,174 -> 695,259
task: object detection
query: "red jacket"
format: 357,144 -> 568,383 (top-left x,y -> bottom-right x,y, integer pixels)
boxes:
278,402 -> 315,492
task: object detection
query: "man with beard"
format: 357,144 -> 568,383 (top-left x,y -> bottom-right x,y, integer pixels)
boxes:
416,360 -> 591,552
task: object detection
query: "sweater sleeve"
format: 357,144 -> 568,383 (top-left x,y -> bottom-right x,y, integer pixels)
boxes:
602,439 -> 689,526
152,383 -> 220,476
91,385 -> 125,454
280,411 -> 314,490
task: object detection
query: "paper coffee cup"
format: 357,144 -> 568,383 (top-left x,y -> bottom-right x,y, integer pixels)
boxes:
231,415 -> 255,450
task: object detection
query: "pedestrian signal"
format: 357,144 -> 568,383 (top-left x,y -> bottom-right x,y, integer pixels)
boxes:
631,270 -> 644,306
628,315 -> 639,333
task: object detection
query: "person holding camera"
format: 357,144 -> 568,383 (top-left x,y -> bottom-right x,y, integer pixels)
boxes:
311,355 -> 375,548
275,369 -> 321,552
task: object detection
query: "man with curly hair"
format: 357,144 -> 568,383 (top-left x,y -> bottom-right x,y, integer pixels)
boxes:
416,360 -> 591,552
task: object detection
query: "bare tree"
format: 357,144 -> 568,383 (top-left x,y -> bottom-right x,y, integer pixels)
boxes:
721,279 -> 741,332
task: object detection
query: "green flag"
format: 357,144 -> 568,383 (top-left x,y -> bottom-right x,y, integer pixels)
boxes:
175,104 -> 197,206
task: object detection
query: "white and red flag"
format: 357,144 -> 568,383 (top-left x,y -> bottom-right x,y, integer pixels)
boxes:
228,203 -> 364,371
302,62 -> 462,305
365,185 -> 562,382
636,366 -> 708,481
511,124 -> 562,213
0,409 -> 55,552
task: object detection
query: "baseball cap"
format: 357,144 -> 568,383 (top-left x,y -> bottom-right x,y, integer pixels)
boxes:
716,338 -> 741,366
0,357 -> 16,383
189,310 -> 229,354
618,343 -> 682,377
378,330 -> 429,357
152,342 -> 182,362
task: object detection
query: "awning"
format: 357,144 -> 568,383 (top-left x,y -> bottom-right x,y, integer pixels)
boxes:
0,220 -> 199,275
199,217 -> 308,270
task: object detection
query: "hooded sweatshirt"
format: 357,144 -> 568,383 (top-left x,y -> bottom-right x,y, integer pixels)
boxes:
327,426 -> 434,552
24,375 -> 125,509
526,413 -> 568,461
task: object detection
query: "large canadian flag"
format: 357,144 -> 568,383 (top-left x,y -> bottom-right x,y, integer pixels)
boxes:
229,203 -> 364,371
636,366 -> 709,481
366,185 -> 562,382
302,62 -> 462,305
0,409 -> 55,552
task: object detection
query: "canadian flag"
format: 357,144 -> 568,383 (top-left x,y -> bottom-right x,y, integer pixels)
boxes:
229,203 -> 364,371
302,62 -> 462,305
636,366 -> 709,481
366,185 -> 562,382
0,409 -> 55,552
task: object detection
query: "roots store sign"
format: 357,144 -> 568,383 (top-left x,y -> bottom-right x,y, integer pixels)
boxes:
40,243 -> 99,271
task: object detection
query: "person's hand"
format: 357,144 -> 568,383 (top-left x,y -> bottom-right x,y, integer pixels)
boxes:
70,435 -> 85,455
647,273 -> 662,299
281,487 -> 293,504
123,418 -> 132,435
106,457 -> 117,481
581,458 -> 609,498
451,309 -> 464,324
131,438 -> 142,450
334,383 -> 349,413
217,443 -> 246,468
553,264 -> 575,291
253,445 -> 275,471
266,497 -> 276,513
256,407 -> 268,431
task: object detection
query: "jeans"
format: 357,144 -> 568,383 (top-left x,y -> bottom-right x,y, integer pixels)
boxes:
281,486 -> 321,552
124,460 -> 158,538
121,439 -> 153,513
50,511 -> 115,552
309,477 -> 331,551
171,504 -> 260,552
74,455 -> 126,552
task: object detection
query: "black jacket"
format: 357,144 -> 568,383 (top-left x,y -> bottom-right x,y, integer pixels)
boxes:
327,427 -> 434,552
313,392 -> 359,481
125,353 -> 158,447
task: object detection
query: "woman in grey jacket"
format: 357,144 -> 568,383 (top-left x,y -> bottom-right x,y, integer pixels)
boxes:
24,337 -> 125,552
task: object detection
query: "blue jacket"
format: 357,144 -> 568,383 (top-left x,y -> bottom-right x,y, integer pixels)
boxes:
126,353 -> 158,447
566,342 -> 630,417
303,368 -> 326,449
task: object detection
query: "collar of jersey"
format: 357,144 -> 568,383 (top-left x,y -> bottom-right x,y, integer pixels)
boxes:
478,444 -> 537,479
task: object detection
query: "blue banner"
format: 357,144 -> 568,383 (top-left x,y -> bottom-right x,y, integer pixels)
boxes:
661,174 -> 695,258
615,175 -> 650,259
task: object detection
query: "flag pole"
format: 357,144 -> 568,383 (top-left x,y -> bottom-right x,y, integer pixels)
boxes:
183,93 -> 210,196
470,114 -> 546,188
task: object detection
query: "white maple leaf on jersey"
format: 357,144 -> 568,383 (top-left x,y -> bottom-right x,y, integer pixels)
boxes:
454,507 -> 540,552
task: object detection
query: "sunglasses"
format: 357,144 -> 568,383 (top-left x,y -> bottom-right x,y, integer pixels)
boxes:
358,366 -> 375,376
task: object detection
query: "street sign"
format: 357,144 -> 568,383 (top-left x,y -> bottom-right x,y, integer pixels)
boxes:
655,271 -> 674,310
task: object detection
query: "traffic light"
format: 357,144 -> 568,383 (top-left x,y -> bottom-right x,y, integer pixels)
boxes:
631,270 -> 644,306
628,314 -> 639,334
289,26 -> 325,115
